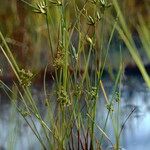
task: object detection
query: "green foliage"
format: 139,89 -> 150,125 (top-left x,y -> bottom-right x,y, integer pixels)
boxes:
0,0 -> 149,149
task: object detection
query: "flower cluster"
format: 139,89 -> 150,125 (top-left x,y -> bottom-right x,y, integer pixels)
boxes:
53,43 -> 65,69
57,86 -> 71,107
19,69 -> 33,87
86,86 -> 98,101
34,1 -> 47,14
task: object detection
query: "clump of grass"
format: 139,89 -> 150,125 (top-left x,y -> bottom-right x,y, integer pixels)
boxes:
0,0 -> 149,150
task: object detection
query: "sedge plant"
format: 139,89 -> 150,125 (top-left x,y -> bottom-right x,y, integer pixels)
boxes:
0,0 -> 149,149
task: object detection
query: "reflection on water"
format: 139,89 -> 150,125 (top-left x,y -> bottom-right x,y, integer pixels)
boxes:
96,76 -> 150,150
0,102 -> 40,150
0,76 -> 150,150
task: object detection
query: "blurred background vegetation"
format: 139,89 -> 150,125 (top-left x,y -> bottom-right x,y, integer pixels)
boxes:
0,0 -> 149,79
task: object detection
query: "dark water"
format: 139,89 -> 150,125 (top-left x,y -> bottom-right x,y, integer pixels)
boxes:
0,76 -> 150,150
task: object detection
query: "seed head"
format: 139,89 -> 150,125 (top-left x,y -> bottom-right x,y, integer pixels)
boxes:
19,69 -> 33,87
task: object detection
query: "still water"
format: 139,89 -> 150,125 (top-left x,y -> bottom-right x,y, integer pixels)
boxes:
0,76 -> 150,150
97,76 -> 150,150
